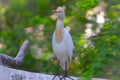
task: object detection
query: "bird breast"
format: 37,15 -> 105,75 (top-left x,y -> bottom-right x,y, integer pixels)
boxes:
53,40 -> 67,54
55,28 -> 63,43
52,30 -> 67,54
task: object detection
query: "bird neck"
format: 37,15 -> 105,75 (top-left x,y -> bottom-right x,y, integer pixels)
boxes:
56,19 -> 64,30
55,19 -> 64,43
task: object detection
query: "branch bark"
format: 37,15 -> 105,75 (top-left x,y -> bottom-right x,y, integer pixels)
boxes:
0,65 -> 108,80
0,40 -> 29,66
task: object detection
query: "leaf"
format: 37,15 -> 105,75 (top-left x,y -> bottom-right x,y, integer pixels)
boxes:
112,4 -> 120,9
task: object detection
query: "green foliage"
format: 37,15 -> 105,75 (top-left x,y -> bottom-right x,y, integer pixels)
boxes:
69,0 -> 120,79
72,0 -> 98,24
76,0 -> 98,16
112,4 -> 120,9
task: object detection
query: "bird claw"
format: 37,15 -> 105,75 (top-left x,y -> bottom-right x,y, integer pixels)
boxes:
61,75 -> 74,80
52,74 -> 61,80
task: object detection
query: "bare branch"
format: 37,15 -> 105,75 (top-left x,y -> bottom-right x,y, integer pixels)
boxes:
0,40 -> 29,66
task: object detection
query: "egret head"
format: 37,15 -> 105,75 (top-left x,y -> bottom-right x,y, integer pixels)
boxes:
53,7 -> 65,20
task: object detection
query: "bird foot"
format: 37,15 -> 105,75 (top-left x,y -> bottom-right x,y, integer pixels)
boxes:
52,74 -> 61,80
61,75 -> 74,80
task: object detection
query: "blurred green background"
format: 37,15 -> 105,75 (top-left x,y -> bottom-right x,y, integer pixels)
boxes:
0,0 -> 120,79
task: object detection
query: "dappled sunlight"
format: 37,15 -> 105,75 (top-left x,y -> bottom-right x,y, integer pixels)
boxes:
96,12 -> 105,24
24,27 -> 34,33
0,43 -> 5,49
84,23 -> 95,48
95,11 -> 105,34
31,44 -> 43,59
66,26 -> 71,31
25,25 -> 46,59
34,25 -> 45,41
86,5 -> 103,21
84,2 -> 105,48
85,23 -> 95,38
0,7 -> 5,14
50,14 -> 57,20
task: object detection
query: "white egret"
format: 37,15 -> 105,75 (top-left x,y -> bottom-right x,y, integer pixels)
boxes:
52,7 -> 74,80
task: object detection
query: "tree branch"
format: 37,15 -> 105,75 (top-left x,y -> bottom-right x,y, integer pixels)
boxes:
0,65 -> 108,80
0,40 -> 29,66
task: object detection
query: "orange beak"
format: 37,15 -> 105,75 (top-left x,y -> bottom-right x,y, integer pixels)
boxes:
52,10 -> 58,13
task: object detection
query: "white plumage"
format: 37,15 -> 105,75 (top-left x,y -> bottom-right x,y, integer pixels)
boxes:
52,7 -> 74,70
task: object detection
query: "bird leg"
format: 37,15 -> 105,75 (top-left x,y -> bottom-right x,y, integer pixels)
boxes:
61,61 -> 74,80
52,61 -> 61,80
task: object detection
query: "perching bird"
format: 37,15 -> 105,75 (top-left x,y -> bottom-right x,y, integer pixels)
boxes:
52,7 -> 74,80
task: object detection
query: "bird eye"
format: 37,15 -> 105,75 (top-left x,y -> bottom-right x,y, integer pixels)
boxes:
59,11 -> 61,13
